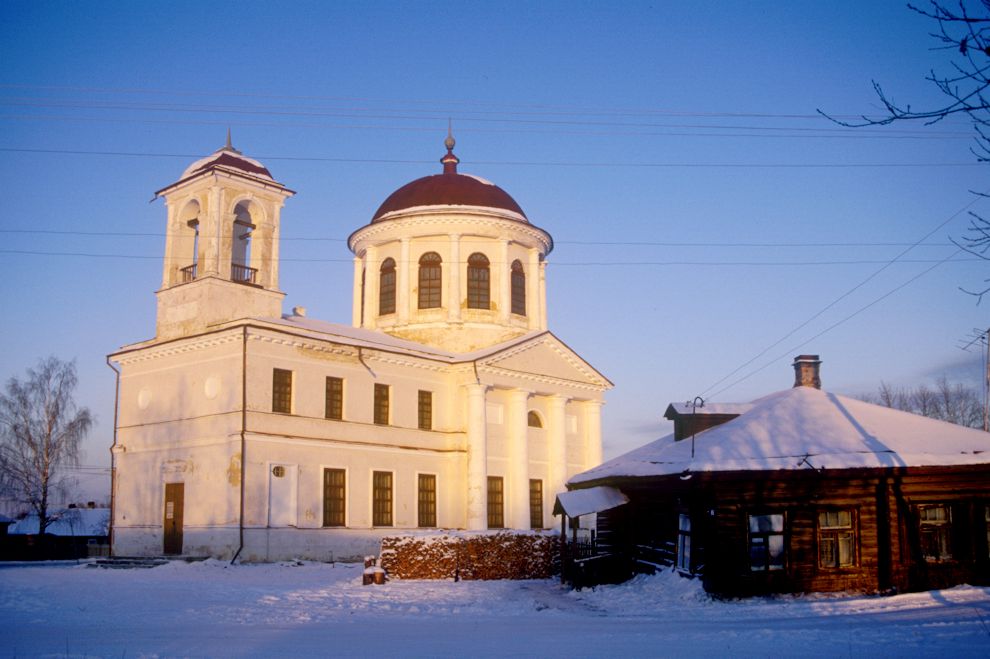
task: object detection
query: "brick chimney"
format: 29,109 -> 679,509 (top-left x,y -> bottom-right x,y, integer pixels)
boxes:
793,354 -> 822,389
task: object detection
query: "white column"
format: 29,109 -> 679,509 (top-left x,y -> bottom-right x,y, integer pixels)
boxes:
364,245 -> 378,330
527,248 -> 540,330
539,258 -> 548,331
269,203 -> 282,290
205,185 -> 222,276
162,202 -> 176,288
547,395 -> 569,504
448,234 -> 462,322
583,400 -> 604,470
506,388 -> 531,529
499,239 -> 510,324
397,238 -> 410,324
351,256 -> 363,327
466,383 -> 489,530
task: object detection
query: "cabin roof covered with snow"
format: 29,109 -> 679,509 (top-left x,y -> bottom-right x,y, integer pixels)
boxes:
571,386 -> 990,485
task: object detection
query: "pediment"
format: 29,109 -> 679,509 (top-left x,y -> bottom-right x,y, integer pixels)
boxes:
477,334 -> 611,389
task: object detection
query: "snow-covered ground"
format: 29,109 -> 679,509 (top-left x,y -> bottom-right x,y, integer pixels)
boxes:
2,560 -> 988,657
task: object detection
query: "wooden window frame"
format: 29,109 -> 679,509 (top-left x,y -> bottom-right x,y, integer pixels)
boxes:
487,476 -> 504,529
918,503 -> 953,562
374,383 -> 390,425
272,368 -> 293,414
676,513 -> 692,572
748,512 -> 785,572
511,259 -> 526,316
322,468 -> 346,527
379,257 -> 396,316
418,390 -> 432,431
418,252 -> 442,309
372,470 -> 393,527
529,479 -> 543,529
418,473 -> 437,528
817,509 -> 857,569
325,376 -> 343,420
467,252 -> 490,310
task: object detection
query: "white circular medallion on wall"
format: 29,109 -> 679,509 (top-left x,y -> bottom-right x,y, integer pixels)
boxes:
204,376 -> 221,400
137,388 -> 152,410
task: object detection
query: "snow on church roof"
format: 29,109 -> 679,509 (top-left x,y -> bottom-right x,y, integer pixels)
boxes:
571,385 -> 990,485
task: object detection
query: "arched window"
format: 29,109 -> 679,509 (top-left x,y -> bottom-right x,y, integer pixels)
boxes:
379,258 -> 396,315
231,201 -> 256,284
418,252 -> 442,309
511,260 -> 526,316
527,411 -> 543,428
467,253 -> 490,310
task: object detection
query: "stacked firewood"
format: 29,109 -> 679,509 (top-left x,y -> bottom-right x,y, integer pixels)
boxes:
380,532 -> 557,580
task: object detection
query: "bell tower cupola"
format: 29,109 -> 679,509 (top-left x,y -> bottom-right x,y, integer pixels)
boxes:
153,133 -> 295,339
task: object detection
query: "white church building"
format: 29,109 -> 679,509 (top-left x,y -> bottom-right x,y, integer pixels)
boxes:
109,133 -> 611,561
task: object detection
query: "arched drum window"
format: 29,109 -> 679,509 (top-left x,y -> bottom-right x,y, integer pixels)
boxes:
418,252 -> 442,309
379,257 -> 396,315
511,260 -> 526,316
467,252 -> 490,310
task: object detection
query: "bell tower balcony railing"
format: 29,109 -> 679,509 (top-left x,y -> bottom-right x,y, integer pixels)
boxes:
231,263 -> 258,285
180,263 -> 197,283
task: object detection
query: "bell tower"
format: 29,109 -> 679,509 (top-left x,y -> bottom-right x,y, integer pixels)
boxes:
153,134 -> 294,339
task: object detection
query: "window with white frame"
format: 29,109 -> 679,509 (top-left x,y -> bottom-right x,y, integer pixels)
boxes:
677,514 -> 691,571
749,513 -> 785,572
818,510 -> 855,568
919,504 -> 952,562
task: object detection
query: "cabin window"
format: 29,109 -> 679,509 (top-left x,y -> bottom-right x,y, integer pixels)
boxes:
748,513 -> 784,571
530,479 -> 544,529
322,468 -> 345,527
372,471 -> 393,526
511,259 -> 526,316
418,474 -> 437,528
487,476 -> 504,529
379,258 -> 396,315
986,506 -> 990,558
677,514 -> 692,571
919,504 -> 952,562
467,252 -> 490,309
272,368 -> 292,414
527,411 -> 543,428
418,252 -> 442,309
818,510 -> 855,569
374,383 -> 390,425
418,390 -> 432,431
325,376 -> 343,420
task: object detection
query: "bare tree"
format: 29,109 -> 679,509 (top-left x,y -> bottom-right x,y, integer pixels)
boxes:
0,357 -> 92,538
819,1 -> 990,302
862,376 -> 984,428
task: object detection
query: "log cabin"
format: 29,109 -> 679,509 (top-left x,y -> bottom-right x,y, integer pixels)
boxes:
564,356 -> 990,596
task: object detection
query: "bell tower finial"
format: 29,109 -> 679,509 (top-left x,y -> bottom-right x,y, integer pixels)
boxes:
441,120 -> 459,175
222,128 -> 241,154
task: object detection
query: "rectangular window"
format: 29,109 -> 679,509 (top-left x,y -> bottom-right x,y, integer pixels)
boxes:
818,510 -> 855,569
487,476 -> 504,529
374,383 -> 390,425
373,471 -> 393,526
322,468 -> 345,527
418,390 -> 432,430
677,514 -> 692,571
418,474 -> 437,528
529,479 -> 543,529
325,376 -> 343,420
919,504 -> 952,562
272,368 -> 292,414
749,513 -> 785,572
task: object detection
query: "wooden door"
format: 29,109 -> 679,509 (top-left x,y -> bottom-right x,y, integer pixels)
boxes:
163,483 -> 184,555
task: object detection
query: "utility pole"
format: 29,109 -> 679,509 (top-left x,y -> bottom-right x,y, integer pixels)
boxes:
962,327 -> 990,432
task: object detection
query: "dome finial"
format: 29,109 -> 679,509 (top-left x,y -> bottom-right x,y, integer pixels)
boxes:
441,120 -> 459,174
222,127 -> 242,154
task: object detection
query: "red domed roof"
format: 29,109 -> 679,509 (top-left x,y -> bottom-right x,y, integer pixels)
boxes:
372,142 -> 527,222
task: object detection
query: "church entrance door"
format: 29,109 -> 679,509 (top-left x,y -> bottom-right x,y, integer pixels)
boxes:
268,464 -> 297,527
163,483 -> 184,555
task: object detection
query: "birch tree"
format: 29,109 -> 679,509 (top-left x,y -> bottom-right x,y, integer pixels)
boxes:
0,357 -> 92,537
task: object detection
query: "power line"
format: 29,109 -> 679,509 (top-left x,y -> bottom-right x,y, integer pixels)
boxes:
699,193 -> 989,399
0,228 -> 958,248
0,147 -> 979,169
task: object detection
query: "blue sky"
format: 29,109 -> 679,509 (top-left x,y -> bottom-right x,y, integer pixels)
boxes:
1,1 -> 987,488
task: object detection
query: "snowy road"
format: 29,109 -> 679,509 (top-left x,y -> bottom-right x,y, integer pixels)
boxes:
1,560 -> 988,657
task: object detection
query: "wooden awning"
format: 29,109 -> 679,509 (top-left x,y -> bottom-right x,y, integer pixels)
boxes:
553,486 -> 629,518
